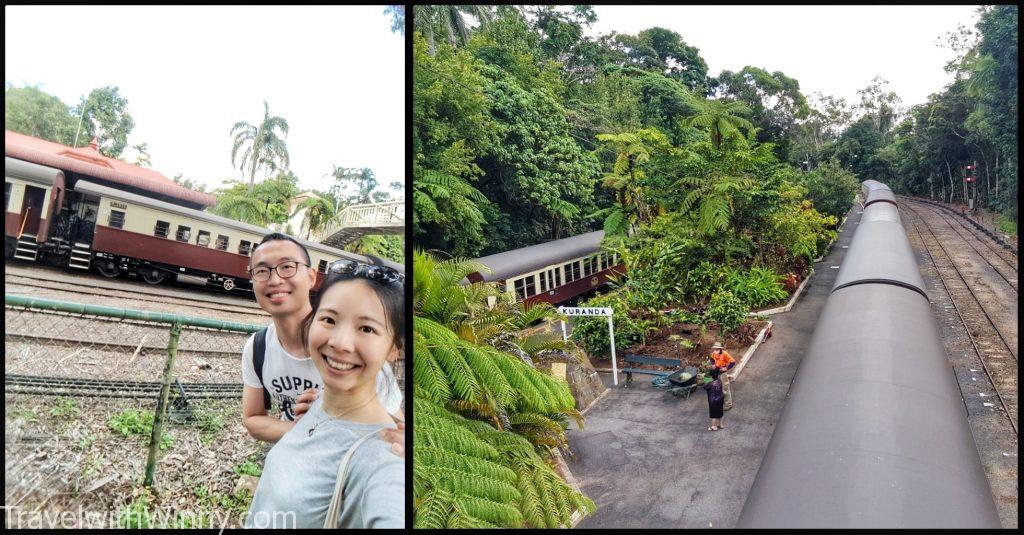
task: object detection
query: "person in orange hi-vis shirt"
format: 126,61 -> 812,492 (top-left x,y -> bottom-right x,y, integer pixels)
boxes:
707,342 -> 736,410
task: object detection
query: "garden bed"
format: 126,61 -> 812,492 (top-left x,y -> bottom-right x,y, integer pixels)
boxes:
590,318 -> 769,372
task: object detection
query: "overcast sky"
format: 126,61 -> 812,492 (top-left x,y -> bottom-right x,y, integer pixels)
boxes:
5,5 -> 404,196
588,5 -> 980,111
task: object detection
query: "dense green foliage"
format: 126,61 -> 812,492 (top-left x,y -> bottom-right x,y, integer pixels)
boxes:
704,290 -> 749,334
412,250 -> 595,527
5,84 -> 137,158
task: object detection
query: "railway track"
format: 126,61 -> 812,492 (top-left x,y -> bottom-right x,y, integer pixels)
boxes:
901,203 -> 1017,435
5,272 -> 266,318
913,198 -> 1018,255
903,199 -> 1018,291
4,374 -> 242,399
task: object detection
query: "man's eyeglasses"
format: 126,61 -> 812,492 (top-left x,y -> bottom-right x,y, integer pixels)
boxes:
248,260 -> 309,282
329,259 -> 404,285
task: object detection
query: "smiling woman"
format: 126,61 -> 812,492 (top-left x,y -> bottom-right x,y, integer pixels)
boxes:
245,262 -> 406,528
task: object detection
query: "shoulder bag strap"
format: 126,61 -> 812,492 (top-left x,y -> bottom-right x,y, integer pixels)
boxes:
323,428 -> 384,529
252,326 -> 271,411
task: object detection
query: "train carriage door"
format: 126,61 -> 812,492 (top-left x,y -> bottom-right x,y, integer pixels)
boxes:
17,185 -> 46,238
40,171 -> 66,242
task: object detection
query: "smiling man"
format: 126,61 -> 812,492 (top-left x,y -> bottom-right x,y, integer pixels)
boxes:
240,233 -> 403,453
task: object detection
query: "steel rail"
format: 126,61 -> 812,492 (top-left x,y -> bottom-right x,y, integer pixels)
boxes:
901,202 -> 1017,360
5,273 -> 266,316
902,205 -> 1017,436
903,199 -> 1018,291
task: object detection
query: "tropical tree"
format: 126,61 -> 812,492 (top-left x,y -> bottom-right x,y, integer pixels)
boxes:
594,129 -> 672,235
132,142 -> 152,168
211,189 -> 270,226
4,84 -> 80,146
73,86 -> 136,158
413,5 -> 494,55
674,145 -> 765,236
384,5 -> 404,34
293,195 -> 338,240
230,100 -> 290,194
683,98 -> 756,150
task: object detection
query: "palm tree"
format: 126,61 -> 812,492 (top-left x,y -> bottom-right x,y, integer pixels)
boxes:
211,190 -> 269,226
673,146 -> 763,235
132,143 -> 152,168
594,129 -> 671,235
413,5 -> 495,55
230,100 -> 290,194
293,195 -> 337,240
684,98 -> 756,150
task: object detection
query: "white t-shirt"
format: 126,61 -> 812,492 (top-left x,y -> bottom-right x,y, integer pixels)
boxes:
241,322 -> 403,420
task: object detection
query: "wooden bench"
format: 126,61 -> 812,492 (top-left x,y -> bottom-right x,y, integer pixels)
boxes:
621,354 -> 682,385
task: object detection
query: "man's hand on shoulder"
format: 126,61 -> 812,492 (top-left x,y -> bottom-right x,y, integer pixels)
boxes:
380,414 -> 405,459
292,388 -> 318,421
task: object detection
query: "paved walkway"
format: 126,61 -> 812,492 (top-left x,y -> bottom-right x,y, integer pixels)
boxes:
567,206 -> 862,529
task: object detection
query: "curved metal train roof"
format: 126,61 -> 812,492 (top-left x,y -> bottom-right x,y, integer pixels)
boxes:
739,179 -> 1000,527
471,230 -> 605,282
861,179 -> 896,206
73,179 -> 403,272
5,156 -> 64,185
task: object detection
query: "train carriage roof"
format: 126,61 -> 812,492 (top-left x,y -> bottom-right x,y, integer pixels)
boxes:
5,156 -> 64,185
5,130 -> 216,208
471,230 -> 606,282
74,179 -> 403,272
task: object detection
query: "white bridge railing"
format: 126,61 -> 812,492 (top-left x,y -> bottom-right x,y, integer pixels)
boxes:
335,200 -> 404,227
313,199 -> 404,246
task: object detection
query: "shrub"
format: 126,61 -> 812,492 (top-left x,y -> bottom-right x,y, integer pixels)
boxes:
572,290 -> 663,357
704,291 -> 748,334
799,159 -> 860,220
723,267 -> 788,308
684,261 -> 732,300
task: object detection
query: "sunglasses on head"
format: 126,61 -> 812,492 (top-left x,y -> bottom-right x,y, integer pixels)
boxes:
328,259 -> 404,285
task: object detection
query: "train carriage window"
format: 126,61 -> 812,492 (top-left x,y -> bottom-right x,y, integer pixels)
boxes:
539,271 -> 548,292
583,257 -> 592,276
318,259 -> 328,273
196,230 -> 211,247
571,261 -> 581,281
175,225 -> 191,242
553,268 -> 562,287
239,240 -> 253,256
215,235 -> 230,251
154,220 -> 170,238
600,254 -> 608,271
524,275 -> 536,297
108,210 -> 125,229
513,278 -> 527,300
563,263 -> 574,282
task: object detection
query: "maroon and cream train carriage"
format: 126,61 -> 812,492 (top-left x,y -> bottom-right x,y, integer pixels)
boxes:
73,180 -> 383,291
5,130 -> 397,291
467,230 -> 625,306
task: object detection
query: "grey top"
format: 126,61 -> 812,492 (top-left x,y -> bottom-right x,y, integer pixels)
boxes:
245,397 -> 405,529
472,230 -> 605,282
